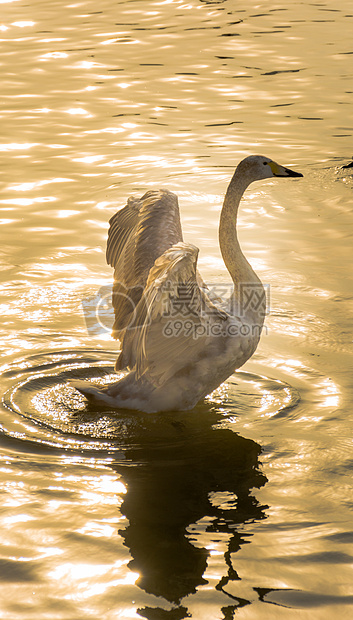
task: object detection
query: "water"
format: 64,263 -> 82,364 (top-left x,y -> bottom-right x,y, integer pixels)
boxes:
0,0 -> 352,618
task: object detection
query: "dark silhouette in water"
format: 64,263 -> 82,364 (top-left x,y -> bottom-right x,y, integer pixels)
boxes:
341,157 -> 353,169
109,407 -> 267,619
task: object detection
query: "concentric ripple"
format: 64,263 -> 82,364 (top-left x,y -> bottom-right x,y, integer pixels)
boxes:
0,350 -> 301,455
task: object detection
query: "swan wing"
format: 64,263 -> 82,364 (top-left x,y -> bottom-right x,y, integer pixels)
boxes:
116,242 -> 228,386
106,189 -> 183,337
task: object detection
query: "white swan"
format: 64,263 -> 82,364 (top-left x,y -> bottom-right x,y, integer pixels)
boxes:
75,155 -> 302,412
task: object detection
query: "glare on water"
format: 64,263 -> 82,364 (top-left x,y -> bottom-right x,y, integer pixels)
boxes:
0,1 -> 353,619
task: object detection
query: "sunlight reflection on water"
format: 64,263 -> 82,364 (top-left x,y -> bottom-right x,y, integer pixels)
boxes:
0,0 -> 352,618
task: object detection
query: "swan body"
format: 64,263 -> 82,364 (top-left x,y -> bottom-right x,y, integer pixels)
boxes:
75,155 -> 302,412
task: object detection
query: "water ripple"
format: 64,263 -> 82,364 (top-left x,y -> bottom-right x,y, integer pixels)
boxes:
1,350 -> 300,456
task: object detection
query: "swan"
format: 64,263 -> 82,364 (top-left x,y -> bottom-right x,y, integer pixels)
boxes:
74,155 -> 302,412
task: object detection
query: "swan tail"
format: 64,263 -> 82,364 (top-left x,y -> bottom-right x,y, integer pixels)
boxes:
70,381 -> 114,405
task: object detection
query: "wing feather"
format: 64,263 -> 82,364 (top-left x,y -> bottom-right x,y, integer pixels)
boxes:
106,189 -> 183,338
106,197 -> 140,268
116,242 -> 228,386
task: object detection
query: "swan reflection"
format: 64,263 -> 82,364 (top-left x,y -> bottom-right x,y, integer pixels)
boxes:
108,407 -> 267,617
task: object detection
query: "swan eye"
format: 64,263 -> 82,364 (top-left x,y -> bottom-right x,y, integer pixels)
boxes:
263,161 -> 268,165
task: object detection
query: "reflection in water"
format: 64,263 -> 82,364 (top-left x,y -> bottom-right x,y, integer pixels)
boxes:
110,409 -> 266,616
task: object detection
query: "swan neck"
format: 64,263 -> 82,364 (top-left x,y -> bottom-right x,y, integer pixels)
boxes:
219,169 -> 256,283
219,169 -> 265,323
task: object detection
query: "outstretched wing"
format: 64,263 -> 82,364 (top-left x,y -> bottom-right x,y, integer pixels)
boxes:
115,242 -> 228,386
106,189 -> 183,337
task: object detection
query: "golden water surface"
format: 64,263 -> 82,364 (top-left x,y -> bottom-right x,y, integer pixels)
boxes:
0,1 -> 353,618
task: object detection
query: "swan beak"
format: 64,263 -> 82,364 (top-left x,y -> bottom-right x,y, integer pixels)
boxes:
269,161 -> 303,178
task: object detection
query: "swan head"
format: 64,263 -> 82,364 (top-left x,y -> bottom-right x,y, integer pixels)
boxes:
237,155 -> 303,182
